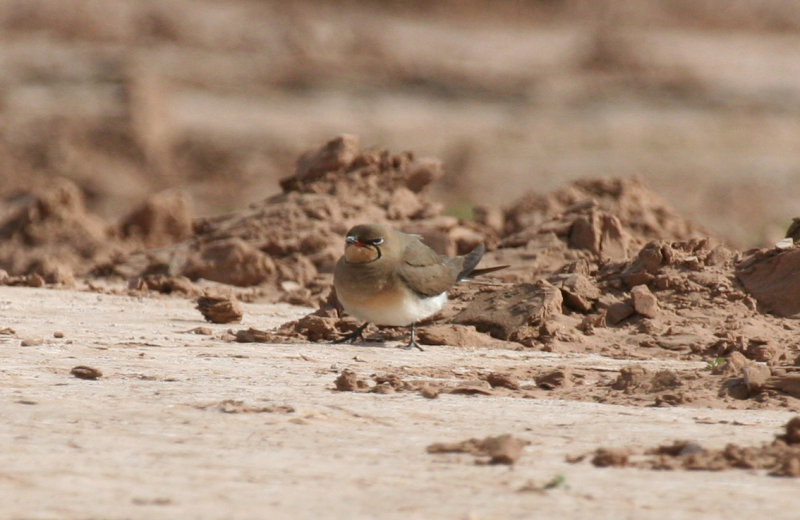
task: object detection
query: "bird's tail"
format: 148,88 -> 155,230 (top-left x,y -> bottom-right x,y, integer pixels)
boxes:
457,243 -> 509,281
469,264 -> 510,278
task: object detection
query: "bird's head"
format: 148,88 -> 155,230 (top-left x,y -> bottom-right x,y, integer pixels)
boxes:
343,224 -> 388,264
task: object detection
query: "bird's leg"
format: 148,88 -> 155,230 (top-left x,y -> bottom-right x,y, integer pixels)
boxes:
399,322 -> 425,352
332,322 -> 369,344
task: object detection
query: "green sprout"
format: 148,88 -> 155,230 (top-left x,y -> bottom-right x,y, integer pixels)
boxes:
544,474 -> 568,490
705,357 -> 726,370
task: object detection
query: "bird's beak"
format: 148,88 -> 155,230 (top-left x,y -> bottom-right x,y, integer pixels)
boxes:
346,236 -> 365,247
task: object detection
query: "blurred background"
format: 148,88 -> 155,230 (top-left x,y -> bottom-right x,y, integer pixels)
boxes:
1,0 -> 799,248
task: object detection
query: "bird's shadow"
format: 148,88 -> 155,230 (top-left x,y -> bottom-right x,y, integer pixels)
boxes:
330,331 -> 405,349
331,338 -> 396,349
349,341 -> 396,349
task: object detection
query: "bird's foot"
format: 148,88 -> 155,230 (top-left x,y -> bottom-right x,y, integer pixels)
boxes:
398,322 -> 424,351
398,340 -> 425,352
331,322 -> 368,344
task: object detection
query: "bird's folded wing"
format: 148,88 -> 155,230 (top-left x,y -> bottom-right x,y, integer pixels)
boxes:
399,243 -> 457,296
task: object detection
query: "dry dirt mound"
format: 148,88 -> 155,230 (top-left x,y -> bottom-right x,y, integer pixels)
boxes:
0,178 -> 194,286
503,176 -> 705,254
487,176 -> 707,283
211,135 -> 723,343
99,134 -> 496,303
0,178 -> 111,284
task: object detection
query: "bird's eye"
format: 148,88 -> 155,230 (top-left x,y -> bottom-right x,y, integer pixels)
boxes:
370,238 -> 384,245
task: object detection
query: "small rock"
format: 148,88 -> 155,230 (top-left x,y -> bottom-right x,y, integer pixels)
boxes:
651,440 -> 704,457
746,341 -> 785,363
234,327 -> 275,343
53,331 -> 64,338
765,374 -> 800,398
621,242 -> 665,287
782,417 -> 800,444
537,367 -> 573,390
550,273 -> 600,313
612,366 -> 649,392
136,274 -> 199,296
419,385 -> 441,399
772,456 -> 800,477
71,365 -> 102,380
482,434 -> 529,465
742,365 -> 772,393
187,327 -> 213,335
373,374 -> 410,391
21,337 -> 44,347
196,295 -> 243,324
631,284 -> 659,318
737,247 -> 800,318
591,448 -> 630,467
606,301 -> 635,325
449,380 -> 494,395
334,369 -> 368,392
485,372 -> 521,390
678,442 -> 704,457
291,314 -> 339,342
417,324 -> 502,348
454,281 -> 563,340
426,434 -> 529,465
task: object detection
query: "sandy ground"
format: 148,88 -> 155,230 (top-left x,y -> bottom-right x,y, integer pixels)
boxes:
3,285 -> 800,520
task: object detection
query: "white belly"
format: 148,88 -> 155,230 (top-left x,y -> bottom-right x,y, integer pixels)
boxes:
338,288 -> 447,327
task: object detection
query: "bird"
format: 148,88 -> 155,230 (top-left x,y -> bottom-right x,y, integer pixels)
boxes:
333,223 -> 506,351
